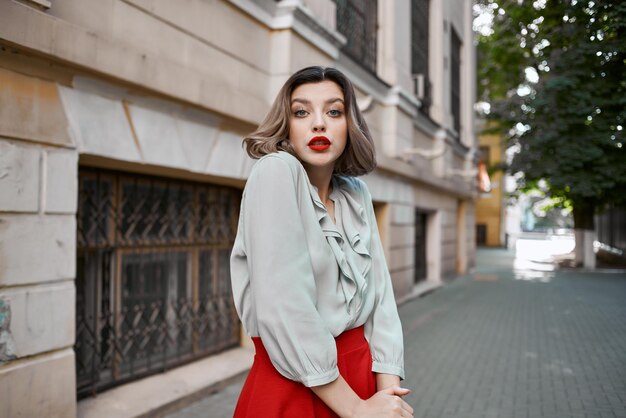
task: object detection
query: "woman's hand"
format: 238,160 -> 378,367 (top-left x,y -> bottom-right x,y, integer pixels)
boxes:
311,376 -> 413,418
350,386 -> 414,418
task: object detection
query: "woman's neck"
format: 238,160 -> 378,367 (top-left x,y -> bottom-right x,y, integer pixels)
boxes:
305,165 -> 334,203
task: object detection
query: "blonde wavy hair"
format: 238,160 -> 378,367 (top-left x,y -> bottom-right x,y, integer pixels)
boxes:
243,66 -> 376,176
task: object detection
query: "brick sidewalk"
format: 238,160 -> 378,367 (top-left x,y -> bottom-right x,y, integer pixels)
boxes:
167,248 -> 626,418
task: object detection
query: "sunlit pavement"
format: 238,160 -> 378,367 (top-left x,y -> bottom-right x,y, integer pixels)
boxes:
167,240 -> 626,418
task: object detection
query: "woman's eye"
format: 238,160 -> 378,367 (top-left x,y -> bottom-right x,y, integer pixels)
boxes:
294,109 -> 308,117
328,109 -> 343,117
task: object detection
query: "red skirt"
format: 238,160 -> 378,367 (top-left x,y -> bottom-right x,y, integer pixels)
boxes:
233,325 -> 376,418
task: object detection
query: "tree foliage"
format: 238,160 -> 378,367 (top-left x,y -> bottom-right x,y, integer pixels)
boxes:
476,0 -> 626,228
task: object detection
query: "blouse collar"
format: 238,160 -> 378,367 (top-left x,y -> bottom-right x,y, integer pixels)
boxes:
305,173 -> 373,314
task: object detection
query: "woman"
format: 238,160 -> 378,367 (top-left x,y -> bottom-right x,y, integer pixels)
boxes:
230,66 -> 413,418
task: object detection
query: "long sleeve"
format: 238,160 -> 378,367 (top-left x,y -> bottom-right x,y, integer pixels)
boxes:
236,155 -> 339,387
361,181 -> 405,380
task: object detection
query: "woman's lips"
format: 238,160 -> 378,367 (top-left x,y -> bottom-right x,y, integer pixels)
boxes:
308,136 -> 331,152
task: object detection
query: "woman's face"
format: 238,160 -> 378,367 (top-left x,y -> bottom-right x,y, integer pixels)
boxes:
288,80 -> 348,173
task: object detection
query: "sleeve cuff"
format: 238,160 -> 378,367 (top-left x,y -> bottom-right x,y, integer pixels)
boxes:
372,361 -> 405,380
299,367 -> 340,388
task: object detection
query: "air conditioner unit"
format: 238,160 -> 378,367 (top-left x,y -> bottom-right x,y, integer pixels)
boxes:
412,73 -> 425,100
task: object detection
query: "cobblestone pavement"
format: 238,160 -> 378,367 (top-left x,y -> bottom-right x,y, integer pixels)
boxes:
166,247 -> 626,418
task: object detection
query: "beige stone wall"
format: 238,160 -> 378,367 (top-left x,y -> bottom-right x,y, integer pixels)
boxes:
0,67 -> 78,418
58,82 -> 255,182
0,0 -> 477,199
0,0 -> 270,125
0,58 -> 255,418
0,349 -> 76,418
364,169 -> 470,295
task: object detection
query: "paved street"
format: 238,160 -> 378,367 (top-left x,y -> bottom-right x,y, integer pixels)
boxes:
167,246 -> 626,418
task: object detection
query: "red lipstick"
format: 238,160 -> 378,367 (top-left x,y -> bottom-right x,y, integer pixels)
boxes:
308,136 -> 331,152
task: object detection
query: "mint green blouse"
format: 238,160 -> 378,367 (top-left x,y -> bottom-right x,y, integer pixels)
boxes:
230,151 -> 405,387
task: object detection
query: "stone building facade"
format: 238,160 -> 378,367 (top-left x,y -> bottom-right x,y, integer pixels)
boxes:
0,0 -> 477,416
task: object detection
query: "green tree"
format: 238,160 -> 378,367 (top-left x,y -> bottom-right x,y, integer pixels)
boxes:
476,0 -> 626,266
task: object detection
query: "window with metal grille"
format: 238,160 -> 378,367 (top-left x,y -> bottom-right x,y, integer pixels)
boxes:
411,0 -> 431,114
450,28 -> 462,138
75,169 -> 241,398
335,0 -> 378,73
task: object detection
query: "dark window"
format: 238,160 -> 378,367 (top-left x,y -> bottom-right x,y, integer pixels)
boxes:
411,0 -> 431,114
415,210 -> 428,283
335,0 -> 378,73
476,224 -> 487,245
450,28 -> 462,137
75,169 -> 241,398
596,206 -> 626,254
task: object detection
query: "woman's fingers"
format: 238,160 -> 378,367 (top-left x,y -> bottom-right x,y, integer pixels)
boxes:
360,386 -> 414,418
389,385 -> 414,415
384,385 -> 411,397
394,395 -> 413,416
386,389 -> 414,417
397,396 -> 413,415
402,399 -> 414,416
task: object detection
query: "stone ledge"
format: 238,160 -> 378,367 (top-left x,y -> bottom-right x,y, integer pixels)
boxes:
396,280 -> 443,306
77,346 -> 253,418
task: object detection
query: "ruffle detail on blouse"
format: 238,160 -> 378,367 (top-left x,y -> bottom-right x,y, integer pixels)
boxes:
307,176 -> 372,314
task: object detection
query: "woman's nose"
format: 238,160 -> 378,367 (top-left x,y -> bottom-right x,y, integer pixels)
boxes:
312,114 -> 326,132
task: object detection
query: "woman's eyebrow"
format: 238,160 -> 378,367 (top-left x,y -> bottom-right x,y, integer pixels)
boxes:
291,98 -> 310,105
291,98 -> 345,105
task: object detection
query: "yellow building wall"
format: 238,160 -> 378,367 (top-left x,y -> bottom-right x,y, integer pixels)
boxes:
475,132 -> 505,246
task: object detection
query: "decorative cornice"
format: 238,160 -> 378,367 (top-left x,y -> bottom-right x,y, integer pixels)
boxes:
446,133 -> 471,158
227,0 -> 346,58
290,3 -> 346,56
413,111 -> 441,138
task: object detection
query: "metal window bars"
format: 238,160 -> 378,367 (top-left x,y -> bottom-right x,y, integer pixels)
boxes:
411,0 -> 432,114
451,28 -> 462,138
335,0 -> 378,74
75,169 -> 241,398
